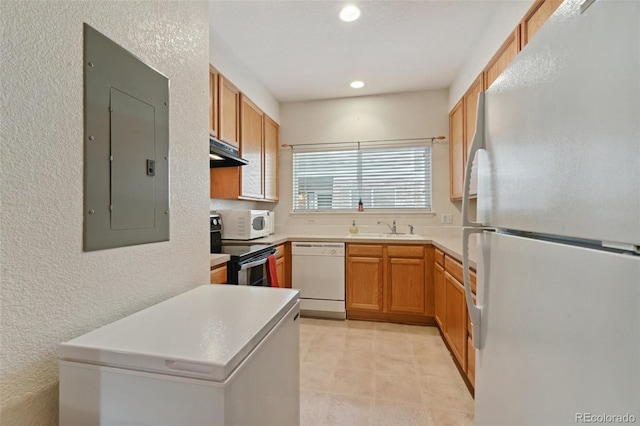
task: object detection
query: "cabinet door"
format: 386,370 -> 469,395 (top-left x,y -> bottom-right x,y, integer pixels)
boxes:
346,256 -> 383,312
484,28 -> 520,89
240,95 -> 264,199
209,65 -> 219,138
449,99 -> 464,200
463,74 -> 484,198
467,336 -> 475,387
520,0 -> 563,49
218,74 -> 240,146
275,256 -> 285,288
467,293 -> 476,387
264,115 -> 279,201
434,262 -> 446,329
210,265 -> 227,284
386,257 -> 425,315
444,271 -> 467,369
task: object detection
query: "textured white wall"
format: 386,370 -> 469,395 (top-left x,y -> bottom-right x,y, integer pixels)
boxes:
274,89 -> 470,234
209,29 -> 281,123
0,1 -> 210,424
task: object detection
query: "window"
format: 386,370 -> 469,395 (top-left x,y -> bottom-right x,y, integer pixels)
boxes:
292,145 -> 431,212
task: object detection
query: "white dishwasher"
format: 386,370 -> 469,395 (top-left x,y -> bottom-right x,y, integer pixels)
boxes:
292,242 -> 345,319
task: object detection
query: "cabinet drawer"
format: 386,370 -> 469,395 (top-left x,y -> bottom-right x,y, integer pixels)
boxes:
445,255 -> 477,294
435,248 -> 445,266
275,244 -> 285,259
444,256 -> 464,283
347,244 -> 383,257
387,245 -> 424,258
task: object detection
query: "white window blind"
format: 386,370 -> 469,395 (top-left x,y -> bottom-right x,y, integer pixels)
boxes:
292,145 -> 431,211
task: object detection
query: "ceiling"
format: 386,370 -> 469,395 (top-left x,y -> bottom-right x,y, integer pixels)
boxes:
209,1 -> 517,103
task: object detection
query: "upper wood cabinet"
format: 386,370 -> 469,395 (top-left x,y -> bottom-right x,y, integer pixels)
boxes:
520,0 -> 563,49
449,99 -> 464,201
209,67 -> 280,202
218,75 -> 240,147
463,74 -> 484,198
264,115 -> 279,201
209,65 -> 219,138
448,0 -> 559,202
240,95 -> 264,199
484,28 -> 520,90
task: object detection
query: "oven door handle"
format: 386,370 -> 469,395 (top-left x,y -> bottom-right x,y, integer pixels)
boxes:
239,257 -> 269,271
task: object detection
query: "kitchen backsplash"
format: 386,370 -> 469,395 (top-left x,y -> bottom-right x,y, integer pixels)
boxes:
273,222 -> 463,237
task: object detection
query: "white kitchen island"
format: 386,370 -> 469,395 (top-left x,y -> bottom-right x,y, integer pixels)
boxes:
59,285 -> 300,426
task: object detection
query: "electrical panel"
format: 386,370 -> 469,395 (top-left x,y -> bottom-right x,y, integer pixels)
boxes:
83,24 -> 169,251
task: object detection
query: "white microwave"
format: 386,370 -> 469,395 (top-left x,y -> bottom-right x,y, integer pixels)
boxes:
218,210 -> 271,240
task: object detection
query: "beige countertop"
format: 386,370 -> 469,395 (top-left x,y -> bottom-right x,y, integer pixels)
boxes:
250,232 -> 478,269
210,253 -> 231,268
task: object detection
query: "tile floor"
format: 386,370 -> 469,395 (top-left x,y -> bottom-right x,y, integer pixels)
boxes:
299,318 -> 474,426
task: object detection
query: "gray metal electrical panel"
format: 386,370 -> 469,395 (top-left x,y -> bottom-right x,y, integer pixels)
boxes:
83,24 -> 169,251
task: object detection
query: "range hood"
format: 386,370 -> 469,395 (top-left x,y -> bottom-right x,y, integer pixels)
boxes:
209,137 -> 248,168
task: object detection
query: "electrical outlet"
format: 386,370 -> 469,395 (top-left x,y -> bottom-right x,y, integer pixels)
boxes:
441,214 -> 453,224
307,218 -> 315,224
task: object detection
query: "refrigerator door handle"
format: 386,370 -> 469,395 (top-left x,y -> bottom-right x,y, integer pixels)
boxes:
463,227 -> 486,349
462,91 -> 486,228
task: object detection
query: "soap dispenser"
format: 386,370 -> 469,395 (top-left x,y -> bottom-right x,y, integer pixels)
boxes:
349,220 -> 359,235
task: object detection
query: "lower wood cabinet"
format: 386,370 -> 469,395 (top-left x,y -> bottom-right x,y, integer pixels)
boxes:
346,243 -> 431,324
387,247 -> 426,315
346,245 -> 384,311
434,261 -> 446,328
275,243 -> 289,288
434,252 -> 477,391
210,264 -> 227,284
444,271 -> 468,369
467,294 -> 477,387
467,336 -> 475,387
275,257 -> 285,288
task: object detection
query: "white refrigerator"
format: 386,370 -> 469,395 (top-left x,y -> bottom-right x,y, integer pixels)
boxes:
461,0 -> 640,424
59,285 -> 300,426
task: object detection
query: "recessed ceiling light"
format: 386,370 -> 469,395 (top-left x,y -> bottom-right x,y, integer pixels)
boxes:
350,80 -> 365,89
340,5 -> 361,22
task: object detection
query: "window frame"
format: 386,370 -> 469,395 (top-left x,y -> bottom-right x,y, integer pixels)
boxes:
291,143 -> 433,213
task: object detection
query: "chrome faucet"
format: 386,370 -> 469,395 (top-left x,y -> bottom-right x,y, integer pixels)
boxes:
378,220 -> 397,234
408,224 -> 414,235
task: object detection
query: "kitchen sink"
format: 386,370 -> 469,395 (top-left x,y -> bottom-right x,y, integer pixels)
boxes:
345,233 -> 424,239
